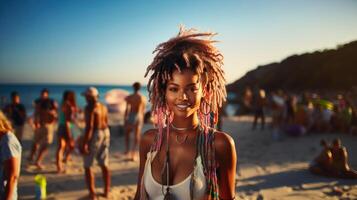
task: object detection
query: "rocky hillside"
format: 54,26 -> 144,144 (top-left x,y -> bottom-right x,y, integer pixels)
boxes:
227,40 -> 357,95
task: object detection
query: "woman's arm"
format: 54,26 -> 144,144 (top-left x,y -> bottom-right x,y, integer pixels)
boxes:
124,97 -> 131,124
82,106 -> 94,154
134,129 -> 156,200
4,157 -> 20,200
215,131 -> 237,199
64,104 -> 73,140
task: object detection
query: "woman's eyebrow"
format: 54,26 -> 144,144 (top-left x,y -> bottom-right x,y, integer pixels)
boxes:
167,82 -> 199,89
167,83 -> 179,86
186,83 -> 199,87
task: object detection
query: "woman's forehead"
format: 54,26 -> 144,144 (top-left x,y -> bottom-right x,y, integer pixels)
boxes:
168,69 -> 200,85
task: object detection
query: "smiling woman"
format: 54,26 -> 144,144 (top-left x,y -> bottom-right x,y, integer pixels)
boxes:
166,70 -> 203,119
135,27 -> 237,200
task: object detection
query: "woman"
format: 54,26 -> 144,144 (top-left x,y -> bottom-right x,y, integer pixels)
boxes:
135,27 -> 237,200
56,90 -> 77,173
0,111 -> 22,200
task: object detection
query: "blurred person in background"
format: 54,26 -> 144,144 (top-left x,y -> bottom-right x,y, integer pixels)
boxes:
252,89 -> 267,131
330,138 -> 357,179
28,88 -> 58,169
124,82 -> 147,161
56,90 -> 77,173
81,87 -> 111,199
2,92 -> 27,143
0,111 -> 22,200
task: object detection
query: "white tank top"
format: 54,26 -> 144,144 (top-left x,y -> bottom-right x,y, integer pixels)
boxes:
143,151 -> 207,200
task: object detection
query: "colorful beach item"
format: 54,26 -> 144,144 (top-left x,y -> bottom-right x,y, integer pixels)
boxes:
34,174 -> 47,200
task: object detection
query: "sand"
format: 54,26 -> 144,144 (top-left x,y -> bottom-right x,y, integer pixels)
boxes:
18,116 -> 357,200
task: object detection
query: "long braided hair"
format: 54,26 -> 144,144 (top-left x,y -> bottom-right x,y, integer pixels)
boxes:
143,27 -> 227,199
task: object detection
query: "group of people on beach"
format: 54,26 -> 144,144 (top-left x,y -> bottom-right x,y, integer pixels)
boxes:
1,83 -> 148,199
241,88 -> 357,180
241,87 -> 357,138
1,27 -> 237,200
1,87 -> 111,199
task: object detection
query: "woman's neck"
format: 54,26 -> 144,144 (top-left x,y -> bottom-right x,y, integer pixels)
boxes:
171,113 -> 199,129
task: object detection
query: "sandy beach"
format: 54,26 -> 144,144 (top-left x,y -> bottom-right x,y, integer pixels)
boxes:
18,116 -> 357,200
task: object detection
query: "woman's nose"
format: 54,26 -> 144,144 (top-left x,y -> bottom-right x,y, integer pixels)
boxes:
178,91 -> 188,100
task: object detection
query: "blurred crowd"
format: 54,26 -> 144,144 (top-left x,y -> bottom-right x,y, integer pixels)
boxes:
239,87 -> 357,137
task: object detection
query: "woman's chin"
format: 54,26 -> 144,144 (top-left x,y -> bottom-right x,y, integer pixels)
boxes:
173,111 -> 192,118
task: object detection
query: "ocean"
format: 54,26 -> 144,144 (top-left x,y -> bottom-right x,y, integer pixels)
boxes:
0,83 -> 148,115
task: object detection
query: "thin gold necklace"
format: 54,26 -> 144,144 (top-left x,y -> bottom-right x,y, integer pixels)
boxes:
170,123 -> 198,131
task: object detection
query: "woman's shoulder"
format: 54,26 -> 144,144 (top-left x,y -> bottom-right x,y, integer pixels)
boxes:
143,128 -> 157,136
140,129 -> 158,152
1,132 -> 18,142
213,130 -> 235,145
0,132 -> 21,155
213,130 -> 236,155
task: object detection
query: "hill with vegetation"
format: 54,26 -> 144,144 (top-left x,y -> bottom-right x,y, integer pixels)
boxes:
227,40 -> 357,95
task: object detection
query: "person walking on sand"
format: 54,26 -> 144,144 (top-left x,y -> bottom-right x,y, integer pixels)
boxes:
124,82 -> 147,161
135,27 -> 237,200
28,88 -> 57,169
252,89 -> 267,131
2,91 -> 27,143
0,111 -> 22,200
81,87 -> 111,200
56,90 -> 77,173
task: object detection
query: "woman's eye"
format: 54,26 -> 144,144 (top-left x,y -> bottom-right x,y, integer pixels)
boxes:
169,87 -> 178,92
190,87 -> 199,92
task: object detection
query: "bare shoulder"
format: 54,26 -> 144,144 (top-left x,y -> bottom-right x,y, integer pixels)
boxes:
125,95 -> 132,101
214,131 -> 236,156
142,129 -> 157,143
101,103 -> 108,112
341,147 -> 347,153
141,94 -> 147,101
140,129 -> 157,154
52,100 -> 58,109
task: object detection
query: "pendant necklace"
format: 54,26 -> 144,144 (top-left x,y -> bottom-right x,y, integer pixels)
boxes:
175,134 -> 188,145
171,124 -> 198,145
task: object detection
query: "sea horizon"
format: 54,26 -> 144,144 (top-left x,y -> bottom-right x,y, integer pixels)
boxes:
0,83 -> 148,115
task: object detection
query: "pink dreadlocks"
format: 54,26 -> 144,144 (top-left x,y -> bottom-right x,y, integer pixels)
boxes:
143,26 -> 227,200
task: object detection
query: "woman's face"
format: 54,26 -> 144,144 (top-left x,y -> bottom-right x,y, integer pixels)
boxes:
165,69 -> 204,119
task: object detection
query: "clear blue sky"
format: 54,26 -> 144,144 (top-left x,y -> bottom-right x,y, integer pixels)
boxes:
1,0 -> 356,85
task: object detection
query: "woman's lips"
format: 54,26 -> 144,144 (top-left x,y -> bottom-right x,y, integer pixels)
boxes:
176,103 -> 191,111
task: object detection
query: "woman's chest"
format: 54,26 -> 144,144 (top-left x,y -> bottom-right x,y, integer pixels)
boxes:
151,144 -> 198,183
